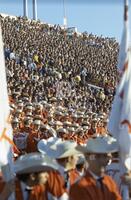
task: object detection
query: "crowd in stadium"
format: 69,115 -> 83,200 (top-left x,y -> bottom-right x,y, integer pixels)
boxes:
0,14 -> 131,200
0,14 -> 120,150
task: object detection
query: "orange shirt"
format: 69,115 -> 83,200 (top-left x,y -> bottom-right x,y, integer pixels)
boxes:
88,127 -> 99,136
47,170 -> 67,197
68,169 -> 80,186
0,179 -> 5,194
20,126 -> 32,134
97,126 -> 106,135
0,171 -> 69,200
70,171 -> 122,200
15,180 -> 47,200
26,131 -> 41,153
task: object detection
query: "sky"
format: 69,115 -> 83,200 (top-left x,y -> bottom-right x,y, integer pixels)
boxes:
0,0 -> 130,42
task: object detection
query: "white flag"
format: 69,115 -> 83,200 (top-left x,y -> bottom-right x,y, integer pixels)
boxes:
108,0 -> 131,171
117,0 -> 130,73
108,48 -> 131,170
118,52 -> 131,169
0,24 -> 14,178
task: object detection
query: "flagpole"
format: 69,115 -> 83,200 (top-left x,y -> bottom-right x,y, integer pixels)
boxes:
23,0 -> 28,18
33,0 -> 38,21
124,0 -> 128,22
63,0 -> 67,28
117,0 -> 129,73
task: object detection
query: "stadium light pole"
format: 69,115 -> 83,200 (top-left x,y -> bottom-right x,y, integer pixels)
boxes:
23,0 -> 28,18
63,0 -> 67,28
33,0 -> 38,21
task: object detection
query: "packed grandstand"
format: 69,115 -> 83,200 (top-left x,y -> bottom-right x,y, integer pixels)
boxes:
0,14 -> 119,147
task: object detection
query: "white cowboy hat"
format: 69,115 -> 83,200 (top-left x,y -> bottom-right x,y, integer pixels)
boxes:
77,114 -> 83,118
75,127 -> 83,133
37,137 -> 62,156
51,140 -> 81,159
56,106 -> 65,111
67,127 -> 75,132
71,123 -> 79,128
54,111 -> 63,116
72,114 -> 78,118
41,100 -> 47,105
45,103 -> 52,108
26,102 -> 33,106
77,111 -> 84,115
48,121 -> 55,126
77,136 -> 118,154
25,105 -> 33,110
50,97 -> 57,102
82,126 -> 89,130
14,152 -> 58,174
63,121 -> 72,126
16,109 -> 22,113
17,102 -> 23,106
82,121 -> 90,126
57,128 -> 67,134
54,121 -> 63,126
33,120 -> 41,125
42,124 -> 50,130
83,115 -> 89,119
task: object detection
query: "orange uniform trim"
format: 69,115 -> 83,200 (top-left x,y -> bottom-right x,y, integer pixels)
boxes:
121,119 -> 131,134
0,127 -> 20,154
123,60 -> 128,72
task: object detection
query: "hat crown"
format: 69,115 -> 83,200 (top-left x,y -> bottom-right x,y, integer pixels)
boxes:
57,128 -> 67,133
47,137 -> 61,146
83,136 -> 118,154
57,141 -> 77,154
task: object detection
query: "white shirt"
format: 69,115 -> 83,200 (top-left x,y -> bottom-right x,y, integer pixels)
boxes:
10,52 -> 15,60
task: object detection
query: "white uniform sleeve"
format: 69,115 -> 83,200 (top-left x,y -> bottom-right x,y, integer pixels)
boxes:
48,192 -> 69,200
